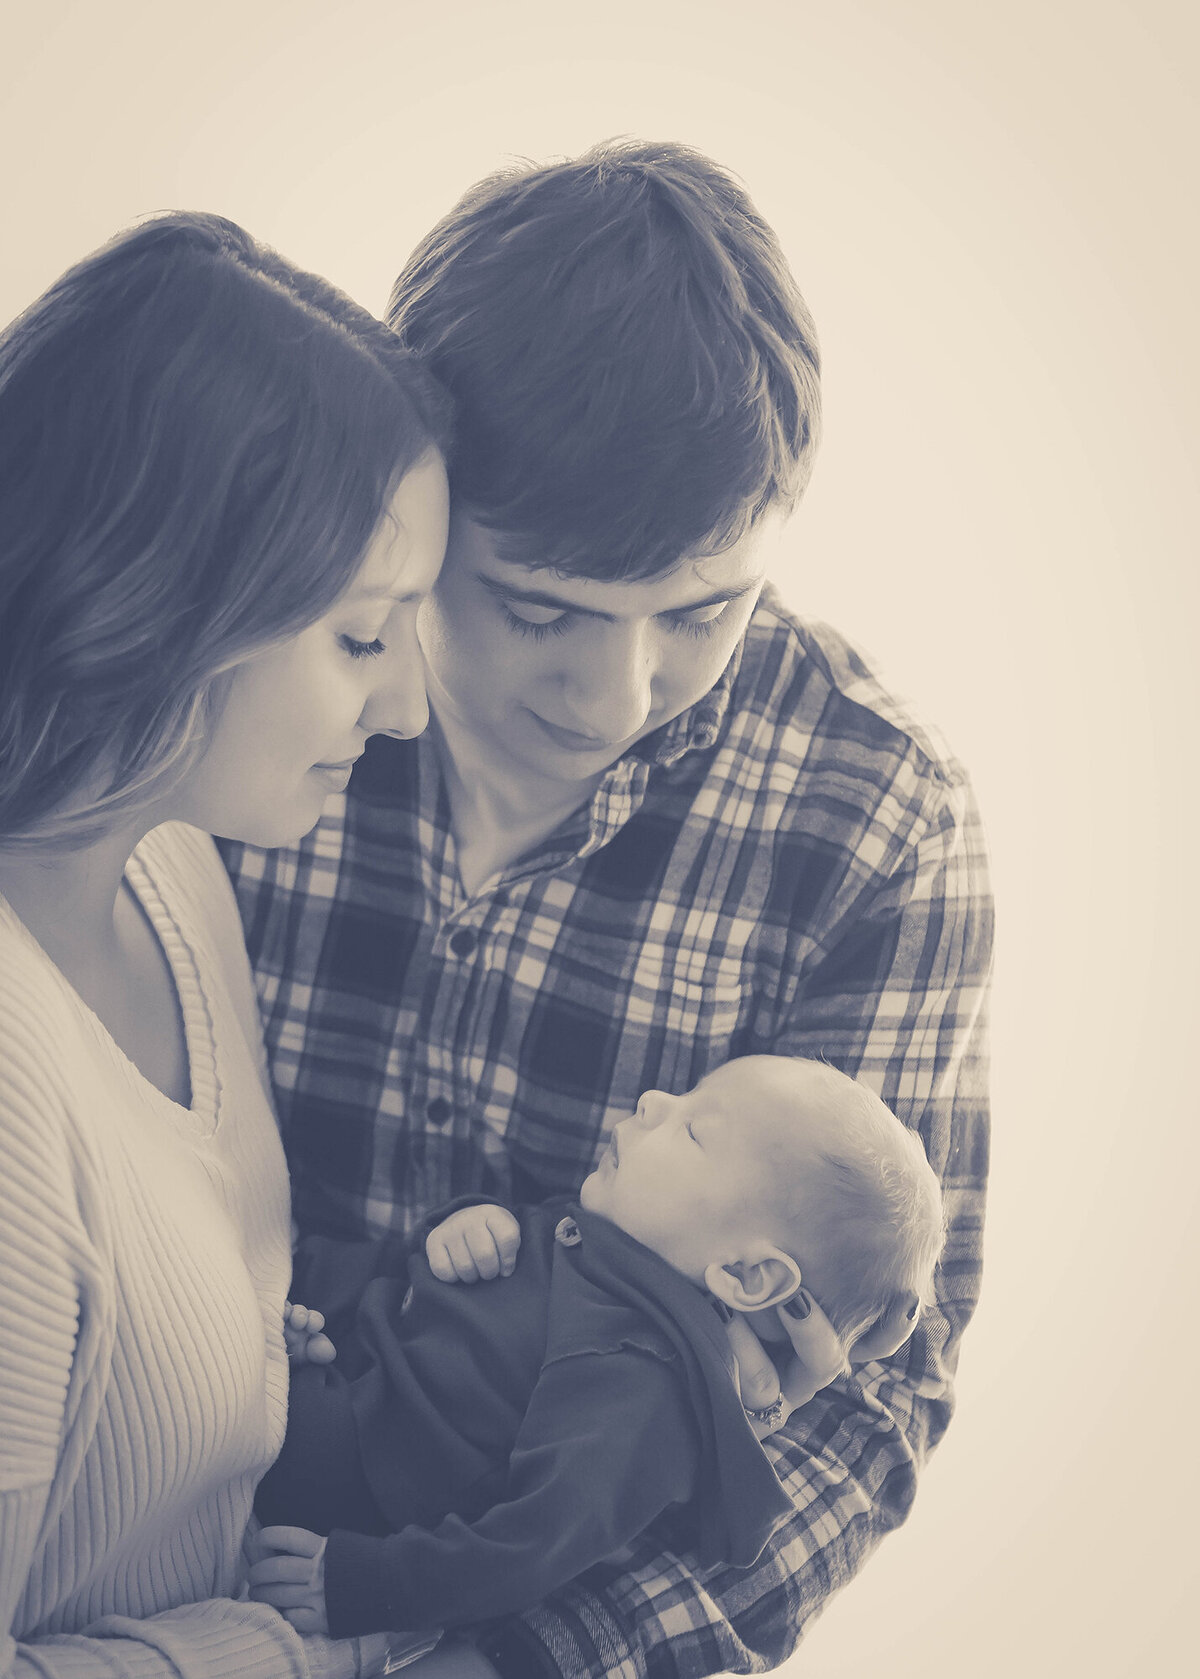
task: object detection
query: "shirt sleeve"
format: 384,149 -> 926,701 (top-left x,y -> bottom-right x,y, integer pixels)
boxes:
473,765 -> 992,1679
322,1349 -> 699,1639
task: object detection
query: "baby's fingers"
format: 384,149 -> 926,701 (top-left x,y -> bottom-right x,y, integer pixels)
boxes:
282,1604 -> 329,1636
463,1226 -> 503,1279
249,1554 -> 315,1589
485,1208 -> 522,1277
250,1578 -> 317,1609
255,1524 -> 325,1559
425,1234 -> 460,1282
438,1229 -> 483,1282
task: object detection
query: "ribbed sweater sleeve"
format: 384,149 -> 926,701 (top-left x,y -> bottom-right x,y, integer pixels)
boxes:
0,825 -> 322,1679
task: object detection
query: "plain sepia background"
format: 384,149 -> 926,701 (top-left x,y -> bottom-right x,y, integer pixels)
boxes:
2,2 -> 1195,1675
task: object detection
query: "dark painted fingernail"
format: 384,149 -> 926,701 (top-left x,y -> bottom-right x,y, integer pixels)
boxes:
783,1289 -> 812,1320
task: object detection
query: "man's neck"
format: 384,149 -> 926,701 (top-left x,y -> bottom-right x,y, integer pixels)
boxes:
429,705 -> 606,897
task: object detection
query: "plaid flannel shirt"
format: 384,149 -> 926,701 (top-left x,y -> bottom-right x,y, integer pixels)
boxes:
220,585 -> 992,1679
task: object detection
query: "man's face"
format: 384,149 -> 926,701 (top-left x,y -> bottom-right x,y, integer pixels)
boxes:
417,512 -> 770,785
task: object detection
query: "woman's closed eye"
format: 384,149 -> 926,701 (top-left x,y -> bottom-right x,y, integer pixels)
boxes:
339,634 -> 387,659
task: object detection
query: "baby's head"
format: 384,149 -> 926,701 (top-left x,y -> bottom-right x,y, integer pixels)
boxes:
579,1055 -> 944,1363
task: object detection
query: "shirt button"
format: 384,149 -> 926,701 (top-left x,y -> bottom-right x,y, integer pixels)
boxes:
449,928 -> 477,957
425,1097 -> 452,1126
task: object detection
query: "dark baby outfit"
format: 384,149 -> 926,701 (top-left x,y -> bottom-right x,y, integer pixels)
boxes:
256,1198 -> 794,1637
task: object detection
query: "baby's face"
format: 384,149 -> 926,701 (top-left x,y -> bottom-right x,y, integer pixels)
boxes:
579,1059 -> 820,1284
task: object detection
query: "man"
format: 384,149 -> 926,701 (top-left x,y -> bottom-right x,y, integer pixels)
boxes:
223,140 -> 991,1678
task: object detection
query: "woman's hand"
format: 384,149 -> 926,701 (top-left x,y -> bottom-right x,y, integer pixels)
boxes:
725,1289 -> 848,1441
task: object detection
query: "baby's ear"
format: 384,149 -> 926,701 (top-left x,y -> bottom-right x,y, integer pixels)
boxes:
847,1291 -> 922,1363
705,1248 -> 802,1313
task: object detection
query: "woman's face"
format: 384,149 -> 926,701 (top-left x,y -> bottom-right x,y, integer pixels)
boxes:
173,451 -> 449,847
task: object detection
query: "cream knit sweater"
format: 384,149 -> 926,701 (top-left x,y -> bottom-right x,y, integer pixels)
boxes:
0,822 -> 311,1678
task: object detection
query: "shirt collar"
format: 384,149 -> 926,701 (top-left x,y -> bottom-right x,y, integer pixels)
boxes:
631,634 -> 745,770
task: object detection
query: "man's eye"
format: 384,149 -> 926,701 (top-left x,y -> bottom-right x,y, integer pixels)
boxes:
669,604 -> 728,639
340,635 -> 387,659
500,601 -> 572,640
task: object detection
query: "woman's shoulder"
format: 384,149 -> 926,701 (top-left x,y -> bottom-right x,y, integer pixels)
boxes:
130,822 -> 255,994
133,820 -> 233,904
129,822 -> 275,1106
0,905 -> 108,1214
0,891 -> 88,1060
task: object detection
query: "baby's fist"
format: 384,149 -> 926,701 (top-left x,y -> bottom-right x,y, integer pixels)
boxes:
248,1526 -> 329,1635
426,1203 -> 522,1283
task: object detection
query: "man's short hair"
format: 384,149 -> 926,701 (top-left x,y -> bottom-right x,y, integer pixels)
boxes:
388,139 -> 821,581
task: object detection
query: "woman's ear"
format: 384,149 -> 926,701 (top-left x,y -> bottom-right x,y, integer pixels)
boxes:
704,1248 -> 802,1313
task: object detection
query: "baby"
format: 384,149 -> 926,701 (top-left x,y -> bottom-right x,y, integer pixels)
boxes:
249,1056 -> 944,1640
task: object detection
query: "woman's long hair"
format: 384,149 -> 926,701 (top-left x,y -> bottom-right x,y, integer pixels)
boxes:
0,211 -> 450,845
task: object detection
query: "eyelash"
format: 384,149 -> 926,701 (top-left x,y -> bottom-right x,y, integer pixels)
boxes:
498,604 -> 726,642
499,606 -> 571,642
340,635 -> 387,660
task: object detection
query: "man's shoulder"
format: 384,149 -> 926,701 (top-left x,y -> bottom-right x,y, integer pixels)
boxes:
732,587 -> 970,798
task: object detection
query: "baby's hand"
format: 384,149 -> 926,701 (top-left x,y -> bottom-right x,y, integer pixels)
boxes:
426,1204 -> 521,1283
248,1525 -> 329,1635
282,1301 -> 336,1366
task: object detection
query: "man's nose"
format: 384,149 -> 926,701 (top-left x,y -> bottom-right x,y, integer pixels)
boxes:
560,625 -> 654,741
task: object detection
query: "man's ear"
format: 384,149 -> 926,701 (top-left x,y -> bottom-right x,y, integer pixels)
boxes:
705,1249 -> 803,1314
847,1290 -> 922,1364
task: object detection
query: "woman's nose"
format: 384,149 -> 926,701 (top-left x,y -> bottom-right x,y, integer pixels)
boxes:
360,647 -> 430,742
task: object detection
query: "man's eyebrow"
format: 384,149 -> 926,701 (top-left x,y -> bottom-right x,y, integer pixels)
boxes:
478,573 -> 758,623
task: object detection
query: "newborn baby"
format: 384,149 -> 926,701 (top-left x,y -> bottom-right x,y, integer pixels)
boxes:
251,1055 -> 944,1638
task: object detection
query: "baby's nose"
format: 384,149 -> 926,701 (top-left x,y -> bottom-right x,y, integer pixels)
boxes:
633,1089 -> 673,1129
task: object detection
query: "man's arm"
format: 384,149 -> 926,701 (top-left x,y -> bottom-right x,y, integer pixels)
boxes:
472,768 -> 991,1679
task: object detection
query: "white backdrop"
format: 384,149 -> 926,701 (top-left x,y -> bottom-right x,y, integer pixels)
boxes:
3,3 -> 1195,1674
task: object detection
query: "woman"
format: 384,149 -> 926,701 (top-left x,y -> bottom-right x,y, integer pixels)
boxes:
0,212 -> 450,1677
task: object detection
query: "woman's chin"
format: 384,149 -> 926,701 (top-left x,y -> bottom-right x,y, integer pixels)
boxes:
209,804 -> 325,850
